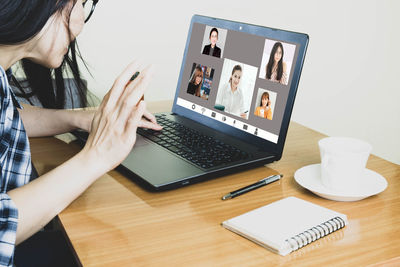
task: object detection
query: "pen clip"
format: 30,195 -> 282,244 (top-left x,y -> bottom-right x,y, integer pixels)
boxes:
259,176 -> 272,182
259,174 -> 280,182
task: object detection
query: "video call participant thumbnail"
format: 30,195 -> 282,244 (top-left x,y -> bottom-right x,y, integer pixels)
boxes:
215,65 -> 247,119
254,91 -> 272,120
187,64 -> 214,100
187,65 -> 203,97
202,27 -> 221,58
265,42 -> 287,85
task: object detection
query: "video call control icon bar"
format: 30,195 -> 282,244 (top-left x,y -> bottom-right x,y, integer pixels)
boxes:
177,98 -> 278,143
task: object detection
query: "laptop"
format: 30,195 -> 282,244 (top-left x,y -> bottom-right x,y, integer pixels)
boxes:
74,15 -> 309,191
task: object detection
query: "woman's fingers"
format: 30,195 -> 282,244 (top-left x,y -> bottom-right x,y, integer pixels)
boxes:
140,109 -> 162,130
125,101 -> 147,138
138,118 -> 162,130
115,67 -> 153,128
143,110 -> 159,125
119,65 -> 154,106
106,60 -> 142,108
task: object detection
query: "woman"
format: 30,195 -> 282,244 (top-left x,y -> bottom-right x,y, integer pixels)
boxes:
215,65 -> 247,119
187,65 -> 203,97
254,92 -> 272,120
0,1 -> 161,265
265,42 -> 287,85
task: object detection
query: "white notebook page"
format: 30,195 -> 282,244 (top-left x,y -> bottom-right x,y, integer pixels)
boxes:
222,197 -> 347,255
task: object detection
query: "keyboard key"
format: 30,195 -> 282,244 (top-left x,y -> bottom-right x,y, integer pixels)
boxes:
148,136 -> 160,142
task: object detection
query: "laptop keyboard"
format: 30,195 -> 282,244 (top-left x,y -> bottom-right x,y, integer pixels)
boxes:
137,114 -> 249,169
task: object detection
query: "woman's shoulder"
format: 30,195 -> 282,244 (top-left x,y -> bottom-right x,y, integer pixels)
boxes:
0,68 -> 9,98
187,82 -> 196,93
222,82 -> 230,90
282,61 -> 287,72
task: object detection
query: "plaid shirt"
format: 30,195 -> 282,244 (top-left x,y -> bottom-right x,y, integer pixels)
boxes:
0,66 -> 32,267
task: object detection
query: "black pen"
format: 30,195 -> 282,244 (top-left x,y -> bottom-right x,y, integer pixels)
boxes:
222,174 -> 283,200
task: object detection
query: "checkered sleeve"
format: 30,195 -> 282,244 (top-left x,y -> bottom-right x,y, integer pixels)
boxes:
0,67 -> 26,267
0,193 -> 18,267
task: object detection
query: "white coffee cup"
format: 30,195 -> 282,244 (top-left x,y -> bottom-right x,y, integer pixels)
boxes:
318,137 -> 372,193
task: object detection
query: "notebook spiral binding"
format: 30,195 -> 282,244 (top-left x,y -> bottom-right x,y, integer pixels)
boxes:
285,216 -> 346,252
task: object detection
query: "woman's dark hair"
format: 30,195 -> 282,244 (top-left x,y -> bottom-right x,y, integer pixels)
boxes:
209,28 -> 218,38
266,42 -> 284,82
0,0 -> 89,108
189,65 -> 203,97
229,65 -> 242,84
259,92 -> 269,106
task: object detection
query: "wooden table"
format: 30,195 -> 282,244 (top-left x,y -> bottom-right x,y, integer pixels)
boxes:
30,101 -> 400,266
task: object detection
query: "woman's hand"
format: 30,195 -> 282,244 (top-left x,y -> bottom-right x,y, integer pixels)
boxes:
240,113 -> 247,119
75,105 -> 161,133
80,61 -> 161,173
72,109 -> 96,132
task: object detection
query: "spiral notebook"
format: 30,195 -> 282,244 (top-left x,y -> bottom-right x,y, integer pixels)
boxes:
222,196 -> 348,256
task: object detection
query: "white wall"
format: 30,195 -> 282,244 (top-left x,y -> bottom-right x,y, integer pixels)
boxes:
77,0 -> 400,165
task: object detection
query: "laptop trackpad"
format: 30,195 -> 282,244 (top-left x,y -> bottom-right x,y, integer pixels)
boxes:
122,137 -> 203,187
133,135 -> 151,147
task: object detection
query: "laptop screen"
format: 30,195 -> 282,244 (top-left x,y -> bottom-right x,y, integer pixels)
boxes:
174,18 -> 305,144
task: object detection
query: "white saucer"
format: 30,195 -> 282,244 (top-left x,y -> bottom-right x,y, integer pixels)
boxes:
294,164 -> 388,202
